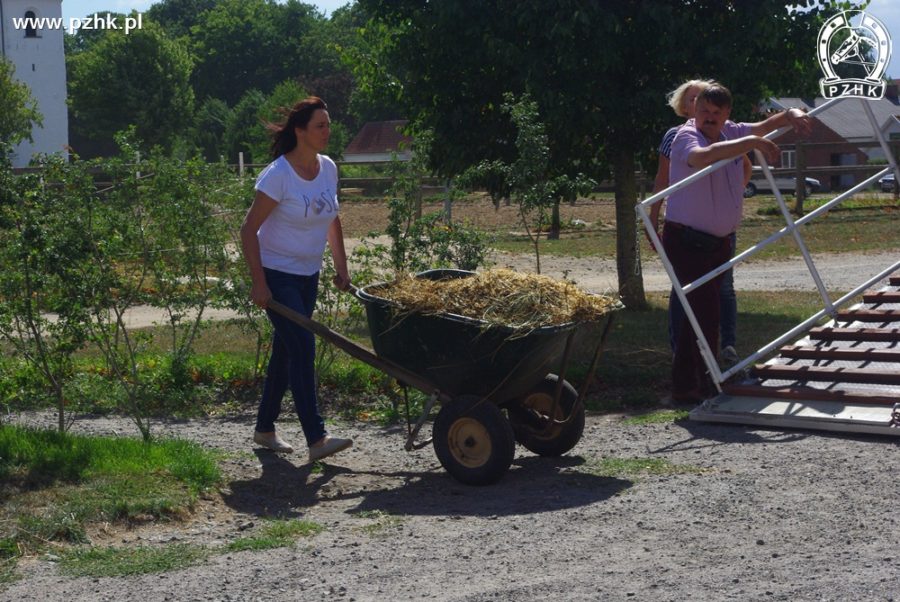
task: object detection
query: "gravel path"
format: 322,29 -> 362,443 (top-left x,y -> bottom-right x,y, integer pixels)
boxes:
4,410 -> 900,602
117,250 -> 900,329
492,249 -> 900,294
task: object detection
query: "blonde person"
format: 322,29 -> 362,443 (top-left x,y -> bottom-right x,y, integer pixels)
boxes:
240,96 -> 353,461
648,79 -> 752,368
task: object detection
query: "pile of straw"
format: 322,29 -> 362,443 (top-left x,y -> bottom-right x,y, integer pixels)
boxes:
367,269 -> 619,330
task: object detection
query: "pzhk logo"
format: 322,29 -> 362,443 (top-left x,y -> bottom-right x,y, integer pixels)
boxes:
818,11 -> 892,99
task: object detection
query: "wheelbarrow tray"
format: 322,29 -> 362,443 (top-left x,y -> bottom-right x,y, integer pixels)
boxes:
356,269 -> 578,403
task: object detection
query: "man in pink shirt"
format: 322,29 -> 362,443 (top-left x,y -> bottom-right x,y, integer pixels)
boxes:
663,83 -> 811,403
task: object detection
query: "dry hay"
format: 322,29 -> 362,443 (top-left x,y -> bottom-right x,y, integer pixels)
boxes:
367,269 -> 620,330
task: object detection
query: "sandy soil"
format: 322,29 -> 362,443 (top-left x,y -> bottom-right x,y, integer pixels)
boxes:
5,410 -> 900,602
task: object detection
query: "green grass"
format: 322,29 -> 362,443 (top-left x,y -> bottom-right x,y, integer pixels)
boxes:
585,290 -> 837,412
226,519 -> 324,552
581,456 -> 705,478
42,518 -> 325,579
351,510 -> 403,537
622,410 -> 690,425
0,426 -> 221,576
755,193 -> 899,214
492,201 -> 899,260
60,544 -> 211,578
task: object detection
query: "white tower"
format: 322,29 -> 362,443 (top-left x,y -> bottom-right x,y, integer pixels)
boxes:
1,0 -> 68,167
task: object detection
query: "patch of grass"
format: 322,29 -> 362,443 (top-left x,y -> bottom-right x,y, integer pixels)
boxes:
582,290 -> 850,412
351,510 -> 402,537
319,355 -> 387,395
227,519 -> 324,552
755,193 -> 899,215
60,544 -> 211,578
0,426 -> 220,493
493,203 -> 899,261
0,426 -> 221,576
581,457 -> 705,478
0,539 -> 19,586
622,410 -> 689,425
0,561 -> 17,587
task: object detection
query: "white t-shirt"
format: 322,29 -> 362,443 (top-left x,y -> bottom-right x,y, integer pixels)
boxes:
254,154 -> 339,275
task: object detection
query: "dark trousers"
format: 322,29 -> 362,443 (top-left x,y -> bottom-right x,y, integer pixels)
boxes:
662,224 -> 732,398
668,231 -> 737,350
255,268 -> 326,446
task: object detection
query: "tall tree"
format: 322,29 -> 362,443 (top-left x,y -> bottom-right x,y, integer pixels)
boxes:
67,20 -> 194,151
146,0 -> 219,39
189,0 -> 342,106
355,0 -> 849,308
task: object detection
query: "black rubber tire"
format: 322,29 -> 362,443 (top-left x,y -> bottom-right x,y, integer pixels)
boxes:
507,374 -> 584,457
432,395 -> 515,486
743,182 -> 757,198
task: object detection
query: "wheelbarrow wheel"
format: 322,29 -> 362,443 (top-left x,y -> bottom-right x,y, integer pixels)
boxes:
433,395 -> 515,486
507,374 -> 584,457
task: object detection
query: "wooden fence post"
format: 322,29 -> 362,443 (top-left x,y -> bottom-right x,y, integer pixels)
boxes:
794,142 -> 805,215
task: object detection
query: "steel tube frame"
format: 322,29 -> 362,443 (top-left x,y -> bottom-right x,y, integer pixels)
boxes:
635,97 -> 897,391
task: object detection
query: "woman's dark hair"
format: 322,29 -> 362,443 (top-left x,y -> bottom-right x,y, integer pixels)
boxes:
267,97 -> 328,158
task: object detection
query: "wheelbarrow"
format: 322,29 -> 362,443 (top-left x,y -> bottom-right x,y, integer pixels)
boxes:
268,268 -> 617,485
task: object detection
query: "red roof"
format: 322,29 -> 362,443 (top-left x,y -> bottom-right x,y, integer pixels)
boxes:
344,120 -> 411,155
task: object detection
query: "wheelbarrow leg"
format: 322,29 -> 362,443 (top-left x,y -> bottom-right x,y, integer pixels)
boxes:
405,390 -> 439,451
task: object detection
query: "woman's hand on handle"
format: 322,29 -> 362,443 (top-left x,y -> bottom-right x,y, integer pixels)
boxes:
250,280 -> 273,309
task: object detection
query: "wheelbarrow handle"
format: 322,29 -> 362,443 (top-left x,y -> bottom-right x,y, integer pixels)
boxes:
266,299 -> 447,402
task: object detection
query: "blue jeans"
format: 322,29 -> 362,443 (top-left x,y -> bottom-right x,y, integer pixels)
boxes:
668,232 -> 737,352
255,268 -> 326,446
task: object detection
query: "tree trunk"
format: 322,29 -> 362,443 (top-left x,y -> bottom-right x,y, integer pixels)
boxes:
547,199 -> 561,240
613,147 -> 648,309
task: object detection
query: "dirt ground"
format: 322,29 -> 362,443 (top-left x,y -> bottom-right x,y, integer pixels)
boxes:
5,196 -> 900,601
5,410 -> 900,602
337,194 -> 620,237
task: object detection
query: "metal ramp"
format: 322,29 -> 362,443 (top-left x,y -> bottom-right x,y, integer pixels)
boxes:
691,274 -> 900,436
637,96 -> 900,437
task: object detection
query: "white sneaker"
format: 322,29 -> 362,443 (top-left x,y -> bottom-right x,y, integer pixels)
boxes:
253,431 -> 294,453
308,436 -> 353,462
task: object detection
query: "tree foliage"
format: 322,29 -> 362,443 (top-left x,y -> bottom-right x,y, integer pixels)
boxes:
355,0 -> 856,308
0,58 -> 42,150
67,20 -> 195,150
0,136 -> 246,438
187,0 -> 338,106
462,93 -> 594,274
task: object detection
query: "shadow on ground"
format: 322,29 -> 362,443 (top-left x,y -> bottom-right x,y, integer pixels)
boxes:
222,451 -> 630,519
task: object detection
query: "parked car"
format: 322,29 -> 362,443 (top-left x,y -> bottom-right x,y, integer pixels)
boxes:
879,173 -> 896,192
743,176 -> 821,198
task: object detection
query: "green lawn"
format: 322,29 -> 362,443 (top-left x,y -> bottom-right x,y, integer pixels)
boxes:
493,201 -> 899,260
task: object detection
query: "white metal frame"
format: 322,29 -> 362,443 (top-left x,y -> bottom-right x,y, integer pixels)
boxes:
636,98 -> 900,393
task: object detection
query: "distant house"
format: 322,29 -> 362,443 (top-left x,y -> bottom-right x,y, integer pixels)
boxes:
765,87 -> 900,190
343,120 -> 412,163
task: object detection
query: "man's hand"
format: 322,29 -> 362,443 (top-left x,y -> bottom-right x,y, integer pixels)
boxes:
754,137 -> 780,165
785,108 -> 812,137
